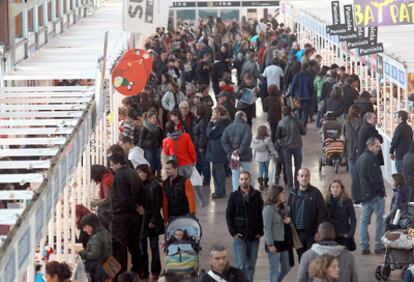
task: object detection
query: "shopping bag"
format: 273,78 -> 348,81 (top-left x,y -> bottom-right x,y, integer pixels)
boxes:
290,223 -> 303,250
229,151 -> 240,169
102,256 -> 121,278
190,167 -> 203,187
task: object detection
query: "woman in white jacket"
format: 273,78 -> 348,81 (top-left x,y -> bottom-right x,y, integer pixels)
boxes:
251,125 -> 278,189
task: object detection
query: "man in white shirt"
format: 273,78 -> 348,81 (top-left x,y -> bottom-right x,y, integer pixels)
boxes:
119,136 -> 149,169
262,57 -> 284,90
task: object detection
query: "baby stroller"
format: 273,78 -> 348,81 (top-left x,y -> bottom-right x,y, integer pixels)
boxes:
319,112 -> 346,174
164,216 -> 203,278
375,205 -> 414,280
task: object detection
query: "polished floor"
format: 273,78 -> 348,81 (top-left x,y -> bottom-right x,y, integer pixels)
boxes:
191,99 -> 399,282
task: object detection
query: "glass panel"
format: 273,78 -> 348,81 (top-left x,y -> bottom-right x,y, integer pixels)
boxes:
176,9 -> 196,24
220,9 -> 239,23
28,9 -> 34,32
199,9 -> 218,21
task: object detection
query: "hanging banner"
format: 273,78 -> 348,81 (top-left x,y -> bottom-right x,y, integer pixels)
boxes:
354,0 -> 414,27
123,0 -> 172,34
344,4 -> 355,31
331,1 -> 341,25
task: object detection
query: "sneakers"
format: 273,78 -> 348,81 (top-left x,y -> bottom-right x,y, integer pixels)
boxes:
211,193 -> 225,199
362,249 -> 371,255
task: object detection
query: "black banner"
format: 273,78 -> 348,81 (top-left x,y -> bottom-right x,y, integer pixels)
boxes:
347,38 -> 370,49
198,1 -> 241,7
344,4 -> 354,32
357,27 -> 364,38
326,24 -> 348,35
241,1 -> 279,6
338,32 -> 358,41
172,2 -> 197,7
359,43 -> 384,56
368,26 -> 378,45
331,1 -> 341,26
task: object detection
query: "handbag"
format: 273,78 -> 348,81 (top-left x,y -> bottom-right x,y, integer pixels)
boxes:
102,255 -> 121,279
289,223 -> 303,249
229,150 -> 240,169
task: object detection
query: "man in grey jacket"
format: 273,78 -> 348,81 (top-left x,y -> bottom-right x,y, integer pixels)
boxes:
222,111 -> 253,191
276,106 -> 306,191
298,222 -> 359,282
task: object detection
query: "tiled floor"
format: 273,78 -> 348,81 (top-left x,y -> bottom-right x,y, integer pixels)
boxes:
192,99 -> 401,282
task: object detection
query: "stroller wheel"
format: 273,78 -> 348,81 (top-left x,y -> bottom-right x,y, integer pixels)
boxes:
381,265 -> 391,280
375,266 -> 382,280
319,157 -> 323,173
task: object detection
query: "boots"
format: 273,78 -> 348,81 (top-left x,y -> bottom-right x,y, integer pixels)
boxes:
258,177 -> 264,190
264,177 -> 269,188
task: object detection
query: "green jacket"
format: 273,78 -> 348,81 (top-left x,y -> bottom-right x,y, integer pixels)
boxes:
314,75 -> 325,99
79,226 -> 112,262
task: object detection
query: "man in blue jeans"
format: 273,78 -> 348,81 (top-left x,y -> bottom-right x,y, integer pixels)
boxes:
226,171 -> 263,282
352,137 -> 386,255
276,106 -> 306,191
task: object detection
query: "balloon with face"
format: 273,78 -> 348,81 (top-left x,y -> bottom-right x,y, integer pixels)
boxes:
111,60 -> 148,96
120,49 -> 154,76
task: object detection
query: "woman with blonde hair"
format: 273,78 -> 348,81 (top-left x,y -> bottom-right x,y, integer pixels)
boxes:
309,254 -> 340,282
325,180 -> 357,251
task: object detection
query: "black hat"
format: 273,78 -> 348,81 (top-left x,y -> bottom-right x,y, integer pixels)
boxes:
80,212 -> 100,230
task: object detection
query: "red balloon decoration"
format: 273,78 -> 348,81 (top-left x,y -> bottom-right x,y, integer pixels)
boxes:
111,49 -> 154,96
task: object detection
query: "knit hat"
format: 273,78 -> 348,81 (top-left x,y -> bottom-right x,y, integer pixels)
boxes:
80,212 -> 100,230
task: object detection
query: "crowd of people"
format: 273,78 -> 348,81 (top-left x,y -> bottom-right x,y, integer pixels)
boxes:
37,13 -> 414,282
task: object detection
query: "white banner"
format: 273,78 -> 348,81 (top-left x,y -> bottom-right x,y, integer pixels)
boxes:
123,0 -> 171,35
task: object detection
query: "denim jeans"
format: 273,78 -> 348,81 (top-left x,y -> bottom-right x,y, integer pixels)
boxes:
144,148 -> 161,171
233,238 -> 260,282
258,161 -> 269,179
360,196 -> 385,251
283,148 -> 302,191
212,162 -> 226,196
231,161 -> 252,191
396,159 -> 403,174
348,158 -> 355,177
194,185 -> 205,206
267,250 -> 291,282
140,236 -> 161,277
297,98 -> 312,127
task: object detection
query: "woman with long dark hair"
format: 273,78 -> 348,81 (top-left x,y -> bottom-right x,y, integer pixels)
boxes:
343,105 -> 362,176
325,180 -> 356,251
262,185 -> 292,282
136,164 -> 164,280
90,165 -> 113,231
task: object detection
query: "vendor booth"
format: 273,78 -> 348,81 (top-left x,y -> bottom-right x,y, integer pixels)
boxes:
280,0 -> 414,179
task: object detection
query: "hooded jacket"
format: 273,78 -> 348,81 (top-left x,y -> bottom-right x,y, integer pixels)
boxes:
138,120 -> 163,150
298,240 -> 359,282
161,90 -> 187,112
162,131 -> 197,167
221,116 -> 253,162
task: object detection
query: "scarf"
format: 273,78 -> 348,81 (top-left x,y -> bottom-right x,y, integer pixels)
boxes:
144,119 -> 158,133
167,130 -> 182,140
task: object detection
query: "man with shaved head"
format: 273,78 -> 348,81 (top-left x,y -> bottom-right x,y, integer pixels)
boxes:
288,168 -> 327,260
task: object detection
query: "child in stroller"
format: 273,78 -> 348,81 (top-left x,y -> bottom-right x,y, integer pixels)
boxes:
319,112 -> 346,173
164,216 -> 202,277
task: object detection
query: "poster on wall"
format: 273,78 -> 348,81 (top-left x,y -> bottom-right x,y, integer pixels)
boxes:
354,0 -> 414,27
123,0 -> 172,34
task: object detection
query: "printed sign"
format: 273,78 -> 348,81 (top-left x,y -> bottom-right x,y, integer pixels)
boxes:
331,1 -> 341,25
326,24 -> 348,34
368,26 -> 378,45
359,43 -> 384,56
354,0 -> 414,27
344,4 -> 355,31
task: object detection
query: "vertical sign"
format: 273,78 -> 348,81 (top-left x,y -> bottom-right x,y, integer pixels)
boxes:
357,27 -> 364,38
368,26 -> 378,45
331,1 -> 341,25
344,4 -> 354,31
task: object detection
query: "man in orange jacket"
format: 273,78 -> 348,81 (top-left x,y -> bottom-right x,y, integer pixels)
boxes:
162,160 -> 196,223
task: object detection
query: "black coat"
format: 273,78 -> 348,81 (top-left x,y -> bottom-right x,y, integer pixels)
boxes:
325,96 -> 343,118
111,166 -> 144,214
206,118 -> 231,163
403,151 -> 414,200
357,121 -> 384,165
140,179 -> 164,238
326,197 -> 356,238
193,117 -> 208,151
138,125 -> 163,150
390,122 -> 413,160
354,97 -> 373,116
226,187 -> 264,241
352,149 -> 386,204
197,266 -> 248,282
339,84 -> 359,115
288,185 -> 327,235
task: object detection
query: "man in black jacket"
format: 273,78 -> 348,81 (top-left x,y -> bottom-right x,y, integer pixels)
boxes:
339,75 -> 359,117
390,111 -> 413,173
352,137 -> 386,255
197,244 -> 248,282
357,112 -> 384,165
288,168 -> 326,261
109,153 -> 145,276
226,171 -> 263,282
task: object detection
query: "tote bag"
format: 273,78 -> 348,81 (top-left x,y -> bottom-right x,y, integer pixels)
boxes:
102,256 -> 121,279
